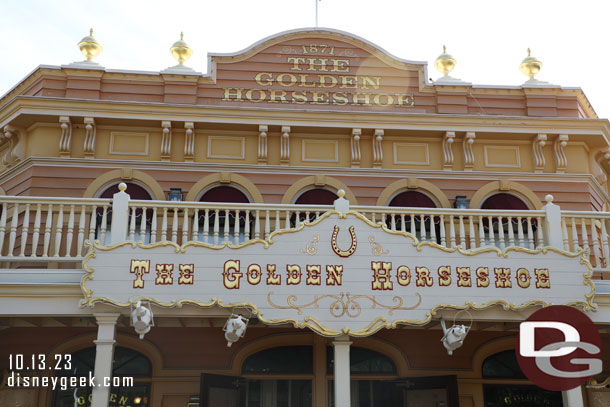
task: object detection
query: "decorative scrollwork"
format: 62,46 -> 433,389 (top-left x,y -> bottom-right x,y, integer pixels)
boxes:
267,291 -> 422,318
331,225 -> 357,257
299,234 -> 320,255
368,236 -> 389,256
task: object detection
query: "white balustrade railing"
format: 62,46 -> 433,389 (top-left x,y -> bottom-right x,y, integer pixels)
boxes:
561,211 -> 610,270
0,196 -> 111,261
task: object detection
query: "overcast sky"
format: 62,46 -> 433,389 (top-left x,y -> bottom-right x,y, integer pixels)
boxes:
2,0 -> 608,120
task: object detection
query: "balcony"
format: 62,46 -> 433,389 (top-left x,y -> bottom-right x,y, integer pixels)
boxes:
0,189 -> 608,288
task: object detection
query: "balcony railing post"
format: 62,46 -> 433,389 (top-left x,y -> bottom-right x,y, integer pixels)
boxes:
110,183 -> 130,244
334,189 -> 349,213
542,194 -> 563,249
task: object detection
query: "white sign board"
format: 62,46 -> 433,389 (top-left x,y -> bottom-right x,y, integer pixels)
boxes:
82,212 -> 595,336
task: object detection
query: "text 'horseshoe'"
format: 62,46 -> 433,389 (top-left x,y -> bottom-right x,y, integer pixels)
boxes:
331,225 -> 357,258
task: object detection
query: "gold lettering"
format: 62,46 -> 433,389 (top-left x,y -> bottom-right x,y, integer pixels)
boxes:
130,259 -> 150,289
178,264 -> 194,285
222,87 -> 244,101
340,75 -> 358,89
332,92 -> 348,105
223,260 -> 242,289
494,267 -> 512,288
415,266 -> 433,287
332,59 -> 350,72
306,265 -> 321,285
247,264 -> 262,285
245,88 -> 266,102
437,266 -> 451,286
373,93 -> 393,107
476,267 -> 490,287
311,91 -> 330,104
397,265 -> 411,286
269,90 -> 289,103
326,265 -> 343,285
292,91 -> 308,104
277,73 -> 297,87
517,268 -> 531,288
319,75 -> 338,88
155,264 -> 174,285
286,264 -> 301,285
396,93 -> 414,107
298,74 -> 318,87
255,72 -> 273,86
535,268 -> 550,288
287,57 -> 306,71
266,264 -> 281,285
371,261 -> 393,290
307,58 -> 329,72
351,93 -> 372,106
361,76 -> 381,89
456,267 -> 472,287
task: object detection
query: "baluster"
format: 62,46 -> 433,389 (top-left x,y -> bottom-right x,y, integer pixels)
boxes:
150,208 -> 158,244
8,203 -> 19,256
234,210 -> 241,245
129,207 -> 137,242
591,219 -> 601,268
410,214 -> 416,236
526,217 -> 535,250
295,211 -> 301,229
400,214 -> 406,232
449,215 -> 456,247
315,211 -> 320,220
497,216 -> 505,250
171,208 -> 179,243
478,215 -> 485,247
161,208 -> 169,242
507,216 -> 515,247
536,216 -> 543,249
420,214 -> 427,241
32,204 -> 42,257
561,217 -> 570,251
77,205 -> 85,256
458,215 -> 465,248
140,207 -> 148,244
570,217 -> 579,251
223,210 -> 230,243
0,203 -> 7,255
203,209 -> 210,242
381,214 -> 387,230
439,215 -> 446,247
371,212 -> 376,224
517,217 -> 525,248
305,211 -> 311,224
430,215 -> 437,244
98,205 -> 108,245
191,209 -> 199,241
487,216 -> 495,248
264,210 -> 270,240
43,204 -> 53,257
64,205 -> 75,257
254,210 -> 261,239
275,210 -> 281,232
19,203 -> 30,257
390,214 -> 396,231
580,217 -> 590,257
245,210 -> 251,241
182,208 -> 189,245
213,209 -> 219,245
284,210 -> 290,230
601,219 -> 610,269
53,204 -> 64,257
468,215 -> 475,249
88,206 -> 97,245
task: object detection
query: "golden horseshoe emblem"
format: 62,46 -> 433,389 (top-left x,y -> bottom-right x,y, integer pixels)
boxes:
331,225 -> 357,258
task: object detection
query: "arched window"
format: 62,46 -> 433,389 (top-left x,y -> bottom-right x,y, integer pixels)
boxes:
326,346 -> 396,374
242,346 -> 313,374
53,346 -> 152,407
482,350 -> 562,406
96,183 -> 153,245
480,193 -> 538,248
388,191 -> 439,243
294,189 -> 338,205
198,185 -> 251,244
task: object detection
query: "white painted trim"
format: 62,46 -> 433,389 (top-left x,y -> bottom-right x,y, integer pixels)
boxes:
393,142 -> 430,165
301,139 -> 339,163
483,145 -> 521,168
207,136 -> 246,159
109,132 -> 149,156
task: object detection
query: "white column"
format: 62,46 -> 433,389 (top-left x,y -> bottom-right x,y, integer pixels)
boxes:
91,313 -> 120,407
333,335 -> 351,407
561,387 -> 584,407
542,194 -> 563,249
110,183 -> 130,244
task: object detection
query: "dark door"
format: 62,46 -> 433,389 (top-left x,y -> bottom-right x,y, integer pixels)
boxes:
395,375 -> 459,407
200,373 -> 246,407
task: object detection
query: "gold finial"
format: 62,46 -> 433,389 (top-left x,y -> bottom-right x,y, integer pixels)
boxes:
170,32 -> 193,65
519,48 -> 542,80
78,28 -> 102,62
435,45 -> 456,77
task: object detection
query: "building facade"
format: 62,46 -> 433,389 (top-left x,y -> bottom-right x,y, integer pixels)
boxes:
1,28 -> 610,407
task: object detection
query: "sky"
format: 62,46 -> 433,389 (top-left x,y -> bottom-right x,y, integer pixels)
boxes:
1,0 -> 609,120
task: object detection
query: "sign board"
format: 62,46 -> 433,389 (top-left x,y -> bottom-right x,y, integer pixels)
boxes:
82,212 -> 595,337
